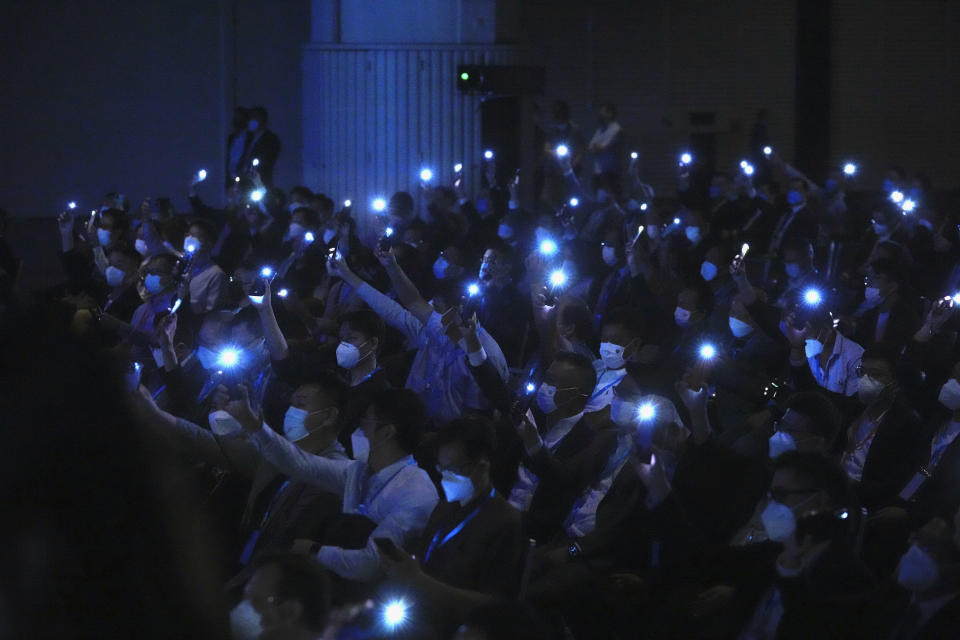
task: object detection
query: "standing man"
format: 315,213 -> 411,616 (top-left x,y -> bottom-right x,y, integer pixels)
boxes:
226,107 -> 250,183
588,103 -> 623,202
242,106 -> 282,187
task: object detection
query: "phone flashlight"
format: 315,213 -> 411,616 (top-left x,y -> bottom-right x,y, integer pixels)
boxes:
630,151 -> 638,160
260,267 -> 274,279
250,188 -> 266,202
699,343 -> 717,360
890,190 -> 904,204
382,600 -> 408,630
569,197 -> 579,207
742,163 -> 755,176
420,168 -> 434,182
803,288 -> 822,306
952,292 -> 960,305
525,381 -> 537,394
251,158 -> 260,167
454,162 -> 463,173
679,152 -> 693,165
68,201 -> 77,210
467,282 -> 480,297
901,199 -> 916,213
372,197 -> 387,213
247,295 -> 264,305
385,226 -> 394,238
549,269 -> 568,288
539,239 -> 558,256
234,176 -> 240,183
277,288 -> 289,298
197,169 -> 208,181
303,231 -> 315,244
635,225 -> 645,243
343,199 -> 352,208
555,144 -> 569,158
638,402 -> 656,421
640,202 -> 648,211
217,347 -> 241,368
169,298 -> 182,315
843,162 -> 857,176
763,146 -> 773,156
673,217 -> 681,225
483,150 -> 494,161
741,243 -> 750,258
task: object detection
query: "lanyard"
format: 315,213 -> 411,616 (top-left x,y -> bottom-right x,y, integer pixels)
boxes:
259,479 -> 292,527
424,488 -> 495,564
357,459 -> 412,515
589,369 -> 625,401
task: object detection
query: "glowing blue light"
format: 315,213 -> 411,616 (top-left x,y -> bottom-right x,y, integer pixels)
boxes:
382,600 -> 408,629
740,160 -> 749,169
467,283 -> 480,297
197,169 -> 207,181
763,146 -> 773,156
699,344 -> 717,360
217,348 -> 240,368
679,152 -> 692,165
483,150 -> 494,160
742,162 -> 755,176
278,288 -> 289,298
454,162 -> 463,173
549,269 -> 568,287
803,288 -> 822,306
526,382 -> 536,394
68,201 -> 77,209
385,227 -> 394,238
555,144 -> 569,158
344,199 -> 352,208
260,266 -> 273,278
952,292 -> 960,305
250,188 -> 266,202
251,158 -> 260,167
890,190 -> 904,204
420,168 -> 434,182
901,199 -> 916,213
569,197 -> 579,207
630,151 -> 638,160
303,231 -> 315,243
843,162 -> 856,176
372,197 -> 387,212
638,403 -> 656,421
247,295 -> 264,305
539,239 -> 558,256
673,217 -> 681,225
640,203 -> 648,211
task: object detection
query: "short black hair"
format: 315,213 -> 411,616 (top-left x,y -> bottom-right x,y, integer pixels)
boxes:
558,296 -> 593,341
603,306 -> 642,336
553,350 -> 597,395
144,253 -> 177,274
368,389 -> 425,454
436,414 -> 497,463
292,206 -> 319,227
188,218 -> 219,244
290,186 -> 313,202
302,370 -> 347,410
250,106 -> 268,124
250,552 -> 330,632
389,191 -> 414,215
785,391 -> 842,447
100,208 -> 130,234
869,257 -> 903,285
773,451 -> 850,509
341,309 -> 385,352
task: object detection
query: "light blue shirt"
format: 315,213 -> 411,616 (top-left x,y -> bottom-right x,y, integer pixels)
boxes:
804,331 -> 864,396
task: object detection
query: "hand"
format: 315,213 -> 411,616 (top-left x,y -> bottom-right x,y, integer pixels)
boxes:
214,384 -> 261,434
779,312 -> 807,348
441,307 -> 466,344
128,384 -> 161,418
460,312 -> 482,353
153,311 -> 178,350
516,411 -> 542,454
248,279 -> 272,310
675,377 -> 707,411
632,451 -> 671,506
378,541 -> 422,582
325,251 -> 354,281
869,506 -> 908,525
778,532 -> 825,574
57,211 -> 75,234
927,297 -> 954,334
373,245 -> 398,269
729,253 -> 747,280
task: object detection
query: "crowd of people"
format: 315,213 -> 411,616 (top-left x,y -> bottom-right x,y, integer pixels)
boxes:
1,100 -> 960,639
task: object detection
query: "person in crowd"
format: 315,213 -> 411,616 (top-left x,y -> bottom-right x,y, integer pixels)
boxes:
587,102 -> 623,200
227,106 -> 251,182
241,106 -> 282,186
181,218 -> 229,315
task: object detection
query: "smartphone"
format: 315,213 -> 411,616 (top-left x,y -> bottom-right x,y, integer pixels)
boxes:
169,298 -> 182,315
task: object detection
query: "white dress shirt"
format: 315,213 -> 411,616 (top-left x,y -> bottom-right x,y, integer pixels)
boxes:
188,262 -> 228,314
804,331 -> 864,396
250,425 -> 439,581
508,412 -> 584,512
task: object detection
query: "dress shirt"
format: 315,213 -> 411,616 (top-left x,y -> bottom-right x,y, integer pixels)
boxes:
804,331 -> 864,396
900,419 -> 960,500
563,433 -> 633,537
249,425 -> 439,581
583,364 -> 628,413
355,282 -> 508,423
508,412 -> 584,512
188,262 -> 228,314
842,413 -> 881,482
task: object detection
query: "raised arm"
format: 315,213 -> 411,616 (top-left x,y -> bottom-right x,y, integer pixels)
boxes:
374,247 -> 434,325
247,280 -> 289,361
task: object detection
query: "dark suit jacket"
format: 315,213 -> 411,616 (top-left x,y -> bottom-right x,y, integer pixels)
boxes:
911,421 -> 960,520
855,295 -> 921,349
856,397 -> 925,510
243,129 -> 281,186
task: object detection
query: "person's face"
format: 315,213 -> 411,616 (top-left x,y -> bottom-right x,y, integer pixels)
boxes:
602,229 -> 624,255
768,468 -> 828,514
197,316 -> 226,351
290,384 -> 339,445
865,269 -> 897,298
109,253 -> 138,284
479,249 -> 509,284
291,211 -> 311,229
856,357 -> 894,387
187,225 -> 208,249
729,298 -> 754,325
98,214 -> 120,234
782,248 -> 806,269
358,405 -> 395,447
542,361 -> 587,411
241,564 -> 300,632
600,323 -> 637,358
775,409 -> 824,454
437,441 -> 487,490
338,322 -> 377,361
676,289 -> 704,324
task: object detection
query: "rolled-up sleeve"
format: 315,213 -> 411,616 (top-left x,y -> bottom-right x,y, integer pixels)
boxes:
355,282 -> 423,342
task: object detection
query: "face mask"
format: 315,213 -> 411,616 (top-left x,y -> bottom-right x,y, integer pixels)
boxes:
768,431 -> 797,459
896,544 -> 940,592
433,256 -> 450,279
709,185 -> 723,199
97,229 -> 113,246
805,338 -> 824,358
872,222 -> 889,236
440,470 -> 475,505
857,375 -> 887,404
497,223 -> 513,239
646,225 -> 660,240
196,346 -> 219,371
602,246 -> 618,266
336,341 -> 362,369
322,228 -> 337,244
208,410 -> 244,436
144,274 -> 164,294
105,266 -> 126,287
824,178 -> 839,193
729,316 -> 754,338
700,261 -> 718,281
863,286 -> 883,307
183,235 -> 202,254
287,222 -> 305,240
684,226 -> 701,243
351,429 -> 370,462
609,395 -> 636,427
883,178 -> 896,194
229,600 -> 264,640
761,500 -> 797,542
787,190 -> 804,206
674,306 -> 692,328
247,119 -> 259,132
937,378 -> 960,411
536,382 -> 559,414
596,189 -> 610,204
784,262 -> 802,279
599,341 -> 628,370
283,406 -> 312,442
135,238 -> 149,255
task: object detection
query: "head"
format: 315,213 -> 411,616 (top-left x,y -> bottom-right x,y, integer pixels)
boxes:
388,191 -> 415,225
184,219 -> 218,256
435,415 -> 496,505
600,223 -> 626,267
728,295 -> 759,338
781,236 -> 813,278
536,351 -> 597,418
762,451 -> 850,543
232,107 -> 250,131
701,244 -> 731,283
289,186 -> 313,208
769,392 -> 842,459
674,285 -> 710,329
597,102 -> 616,124
709,173 -> 731,200
195,310 -> 234,365
599,307 -> 642,369
433,245 -> 468,281
97,208 -> 129,248
856,343 -> 900,405
230,552 -> 330,639
248,106 -> 268,131
282,375 -> 344,447
478,242 -> 513,287
337,309 -> 384,370
139,253 -> 177,297
554,295 -> 592,345
895,517 -> 960,595
864,258 -> 901,303
105,243 -> 141,289
357,389 -> 425,457
786,178 -> 807,207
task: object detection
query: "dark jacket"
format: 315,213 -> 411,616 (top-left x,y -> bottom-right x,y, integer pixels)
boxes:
853,396 -> 925,510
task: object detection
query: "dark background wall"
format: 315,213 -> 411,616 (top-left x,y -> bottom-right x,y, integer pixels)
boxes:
0,0 -> 309,219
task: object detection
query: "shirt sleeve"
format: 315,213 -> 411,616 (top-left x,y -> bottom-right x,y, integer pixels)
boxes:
167,418 -> 261,476
249,423 -> 352,494
355,282 -> 423,342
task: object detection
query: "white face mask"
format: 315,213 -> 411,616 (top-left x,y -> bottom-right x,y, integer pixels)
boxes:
646,225 -> 660,240
804,338 -> 824,358
938,378 -> 960,411
97,228 -> 113,247
182,235 -> 202,254
440,470 -> 476,505
784,262 -> 802,279
602,246 -> 618,266
599,341 -> 627,370
609,395 -> 636,427
497,223 -> 513,239
247,119 -> 260,132
857,375 -> 886,404
208,410 -> 244,436
728,316 -> 754,338
105,265 -> 126,287
536,382 -> 559,414
135,238 -> 149,255
863,286 -> 883,307
768,431 -> 797,459
433,256 -> 450,280
322,228 -> 337,244
700,261 -> 718,282
144,274 -> 164,294
872,222 -> 889,236
283,406 -> 312,442
896,544 -> 940,592
336,341 -> 362,369
674,306 -> 692,328
351,429 -> 370,462
229,600 -> 264,640
684,226 -> 701,243
287,222 -> 305,241
760,499 -> 797,542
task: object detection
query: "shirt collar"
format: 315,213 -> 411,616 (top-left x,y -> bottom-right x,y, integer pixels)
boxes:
369,454 -> 414,483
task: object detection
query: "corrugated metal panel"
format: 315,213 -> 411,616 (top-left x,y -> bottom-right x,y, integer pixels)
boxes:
303,44 -> 525,238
